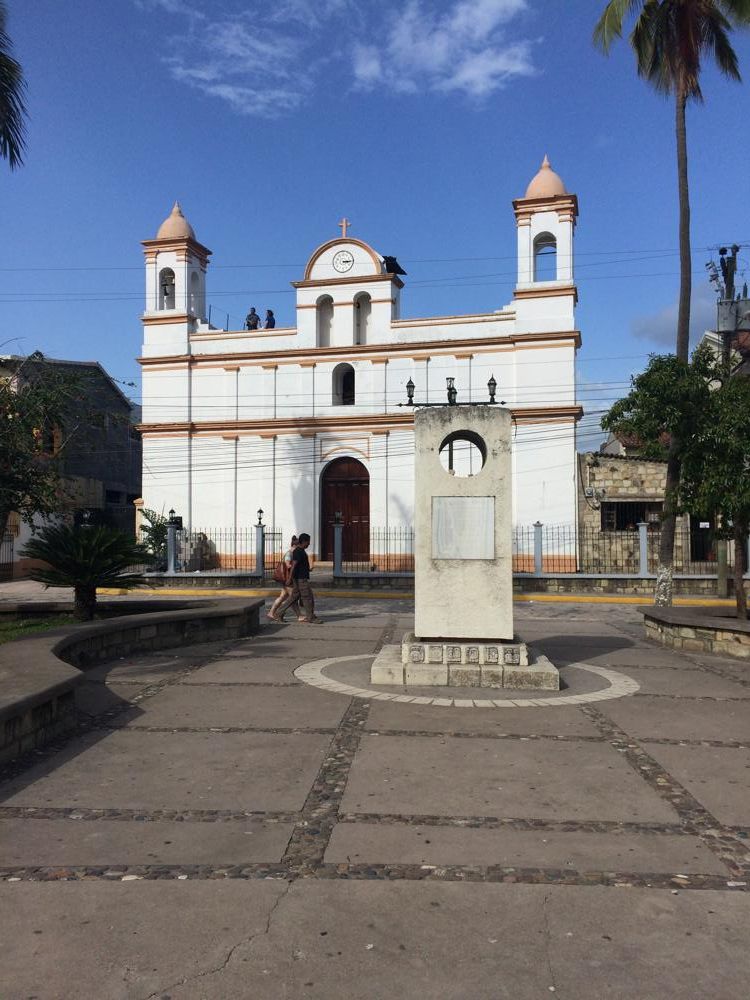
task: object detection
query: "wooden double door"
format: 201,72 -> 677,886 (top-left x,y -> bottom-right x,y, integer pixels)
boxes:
321,457 -> 370,561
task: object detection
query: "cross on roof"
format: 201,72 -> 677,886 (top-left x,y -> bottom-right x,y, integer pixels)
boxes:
338,217 -> 351,238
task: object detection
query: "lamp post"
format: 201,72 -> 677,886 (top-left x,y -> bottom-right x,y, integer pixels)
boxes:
166,508 -> 182,575
402,376 -> 503,408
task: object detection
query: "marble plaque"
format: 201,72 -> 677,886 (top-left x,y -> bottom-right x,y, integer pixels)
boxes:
431,496 -> 495,560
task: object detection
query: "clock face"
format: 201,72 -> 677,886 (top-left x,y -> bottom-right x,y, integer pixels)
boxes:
332,249 -> 354,273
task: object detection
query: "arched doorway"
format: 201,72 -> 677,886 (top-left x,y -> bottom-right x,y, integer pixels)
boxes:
320,456 -> 370,562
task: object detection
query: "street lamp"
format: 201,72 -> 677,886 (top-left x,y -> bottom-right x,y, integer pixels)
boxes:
406,378 -> 415,405
257,508 -> 264,525
487,375 -> 497,404
446,377 -> 457,406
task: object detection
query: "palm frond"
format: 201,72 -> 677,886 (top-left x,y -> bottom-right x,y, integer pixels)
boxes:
702,8 -> 742,80
21,524 -> 153,590
0,0 -> 27,169
594,0 -> 645,51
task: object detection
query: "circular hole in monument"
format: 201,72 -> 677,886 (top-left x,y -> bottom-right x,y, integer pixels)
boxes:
438,431 -> 487,477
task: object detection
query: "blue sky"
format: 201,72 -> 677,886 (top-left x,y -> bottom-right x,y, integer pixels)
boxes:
3,0 -> 750,448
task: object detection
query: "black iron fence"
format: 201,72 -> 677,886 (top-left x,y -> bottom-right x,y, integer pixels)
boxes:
172,526 -> 283,576
0,533 -> 13,581
332,522 -> 748,578
335,524 -> 415,574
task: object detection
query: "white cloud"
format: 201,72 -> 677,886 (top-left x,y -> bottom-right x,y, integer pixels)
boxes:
354,0 -> 534,98
631,283 -> 718,349
136,0 -> 535,117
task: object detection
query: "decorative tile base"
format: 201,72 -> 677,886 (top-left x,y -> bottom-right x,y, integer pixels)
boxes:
369,635 -> 559,691
401,633 -> 529,668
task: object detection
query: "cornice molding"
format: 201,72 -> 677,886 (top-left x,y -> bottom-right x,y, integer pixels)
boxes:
137,405 -> 583,436
138,329 -> 581,367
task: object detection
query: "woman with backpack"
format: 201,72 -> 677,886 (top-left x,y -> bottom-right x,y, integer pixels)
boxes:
267,534 -> 300,622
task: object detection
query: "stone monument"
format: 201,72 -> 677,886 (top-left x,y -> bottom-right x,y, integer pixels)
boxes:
371,401 -> 559,690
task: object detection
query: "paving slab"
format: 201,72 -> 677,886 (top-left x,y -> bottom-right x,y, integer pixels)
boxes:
85,653 -> 212,684
265,624 -> 386,640
1,880 -> 287,1000
181,656 -> 306,684
132,684 -> 348,730
325,823 -> 729,874
0,817 -> 294,867
533,639 -> 696,669
643,743 -> 750,826
608,665 -> 750,699
76,881 -> 750,1000
364,700 -> 600,737
1,730 -> 331,812
601,696 -> 750,743
341,735 -> 678,822
696,659 -> 750,685
231,638 -> 381,659
75,682 -> 147,718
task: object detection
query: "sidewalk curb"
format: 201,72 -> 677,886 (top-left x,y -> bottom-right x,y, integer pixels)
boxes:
94,587 -> 739,607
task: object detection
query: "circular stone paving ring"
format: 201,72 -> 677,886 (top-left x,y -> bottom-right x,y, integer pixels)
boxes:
294,655 -> 639,708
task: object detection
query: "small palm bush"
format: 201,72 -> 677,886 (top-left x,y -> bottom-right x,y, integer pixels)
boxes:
21,523 -> 153,620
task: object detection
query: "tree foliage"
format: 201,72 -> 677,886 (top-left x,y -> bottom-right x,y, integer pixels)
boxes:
604,347 -> 750,616
594,0 -> 748,99
0,356 -> 82,539
21,523 -> 153,620
139,508 -> 168,569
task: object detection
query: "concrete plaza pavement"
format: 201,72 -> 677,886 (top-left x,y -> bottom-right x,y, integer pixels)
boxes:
1,597 -> 749,999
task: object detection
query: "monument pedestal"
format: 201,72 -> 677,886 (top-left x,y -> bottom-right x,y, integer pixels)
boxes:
369,405 -> 559,693
371,636 -> 559,691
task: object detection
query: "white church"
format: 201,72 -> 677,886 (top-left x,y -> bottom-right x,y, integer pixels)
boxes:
138,157 -> 582,562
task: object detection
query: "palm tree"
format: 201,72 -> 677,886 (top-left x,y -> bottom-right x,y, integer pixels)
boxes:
0,0 -> 27,169
21,523 -> 153,620
594,0 -> 750,605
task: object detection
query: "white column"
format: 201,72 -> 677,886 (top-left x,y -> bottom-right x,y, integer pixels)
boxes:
516,218 -> 532,284
558,218 -> 574,282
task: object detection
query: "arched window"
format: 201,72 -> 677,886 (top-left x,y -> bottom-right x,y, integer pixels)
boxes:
317,295 -> 333,347
159,267 -> 176,309
533,233 -> 557,282
354,292 -> 371,345
332,363 -> 355,405
188,271 -> 200,317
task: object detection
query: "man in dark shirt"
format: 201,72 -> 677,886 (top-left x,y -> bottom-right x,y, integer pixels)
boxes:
276,533 -> 322,623
264,309 -> 276,329
245,307 -> 261,330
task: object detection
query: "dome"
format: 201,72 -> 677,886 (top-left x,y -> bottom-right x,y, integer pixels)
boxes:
524,155 -> 566,199
156,202 -> 196,240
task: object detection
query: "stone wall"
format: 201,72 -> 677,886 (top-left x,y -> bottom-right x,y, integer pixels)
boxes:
577,452 -> 694,573
644,608 -> 750,661
0,599 -> 262,765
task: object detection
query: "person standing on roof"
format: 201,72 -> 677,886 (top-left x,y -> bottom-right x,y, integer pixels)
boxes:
245,307 -> 261,330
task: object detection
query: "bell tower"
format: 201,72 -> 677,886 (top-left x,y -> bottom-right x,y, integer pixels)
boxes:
141,203 -> 212,356
512,156 -> 578,333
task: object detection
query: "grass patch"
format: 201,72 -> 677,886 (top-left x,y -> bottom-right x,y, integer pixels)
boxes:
0,616 -> 76,645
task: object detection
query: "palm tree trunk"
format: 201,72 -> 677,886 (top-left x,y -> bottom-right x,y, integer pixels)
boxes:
734,520 -> 747,620
675,84 -> 691,363
655,444 -> 681,606
655,83 -> 692,607
73,584 -> 97,621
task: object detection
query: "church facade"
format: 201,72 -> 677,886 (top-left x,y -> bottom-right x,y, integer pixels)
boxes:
138,157 -> 582,560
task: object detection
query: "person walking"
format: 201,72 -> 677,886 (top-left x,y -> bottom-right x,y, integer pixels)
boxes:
275,533 -> 322,623
267,534 -> 299,622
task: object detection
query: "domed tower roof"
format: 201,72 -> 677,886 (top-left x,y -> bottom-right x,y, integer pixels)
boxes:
524,155 -> 566,199
156,202 -> 196,240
